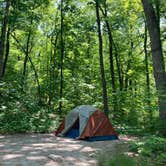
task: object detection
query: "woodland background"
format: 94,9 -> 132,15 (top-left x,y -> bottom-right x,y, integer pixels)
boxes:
0,0 -> 166,165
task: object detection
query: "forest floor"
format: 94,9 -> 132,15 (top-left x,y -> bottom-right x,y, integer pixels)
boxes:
0,134 -> 136,166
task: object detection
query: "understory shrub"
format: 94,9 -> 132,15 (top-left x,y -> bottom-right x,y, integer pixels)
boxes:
129,136 -> 166,166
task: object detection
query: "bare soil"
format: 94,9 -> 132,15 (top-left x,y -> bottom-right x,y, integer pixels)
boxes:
0,134 -> 134,166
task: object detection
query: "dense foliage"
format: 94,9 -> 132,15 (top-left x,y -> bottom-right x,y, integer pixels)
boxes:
0,0 -> 165,165
129,136 -> 166,166
0,0 -> 165,133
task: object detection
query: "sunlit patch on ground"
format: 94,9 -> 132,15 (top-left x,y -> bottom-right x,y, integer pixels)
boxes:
0,134 -> 129,166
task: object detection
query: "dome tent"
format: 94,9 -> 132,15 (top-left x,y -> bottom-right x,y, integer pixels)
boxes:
55,105 -> 118,141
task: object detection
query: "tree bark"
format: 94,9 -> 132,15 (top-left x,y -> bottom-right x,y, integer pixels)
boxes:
124,40 -> 133,91
23,31 -> 31,77
144,22 -> 150,94
0,0 -> 10,80
28,55 -> 41,103
142,0 -> 166,120
48,35 -> 58,106
59,0 -> 64,114
113,41 -> 123,91
144,21 -> 151,118
95,0 -> 109,116
154,0 -> 160,29
2,26 -> 10,77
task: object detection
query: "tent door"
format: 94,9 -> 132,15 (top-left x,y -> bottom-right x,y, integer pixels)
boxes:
65,118 -> 79,138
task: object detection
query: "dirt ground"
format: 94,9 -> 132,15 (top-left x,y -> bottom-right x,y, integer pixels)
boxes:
0,134 -> 132,166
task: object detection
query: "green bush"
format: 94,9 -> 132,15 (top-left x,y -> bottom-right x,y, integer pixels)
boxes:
0,81 -> 59,133
129,136 -> 166,166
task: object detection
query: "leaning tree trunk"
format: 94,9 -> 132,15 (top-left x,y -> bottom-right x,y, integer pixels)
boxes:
11,33 -> 41,103
27,55 -> 41,103
0,0 -> 10,80
23,30 -> 31,77
95,0 -> 109,116
142,0 -> 166,121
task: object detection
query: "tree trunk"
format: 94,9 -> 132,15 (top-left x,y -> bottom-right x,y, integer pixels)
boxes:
0,0 -> 10,80
23,31 -> 31,77
2,26 -> 10,77
28,55 -> 41,103
144,21 -> 151,118
100,2 -> 118,115
11,33 -> 41,103
154,0 -> 160,29
113,42 -> 123,91
59,0 -> 64,114
142,0 -> 166,120
104,14 -> 116,96
100,3 -> 123,91
48,35 -> 58,106
95,0 -> 109,116
124,40 -> 133,91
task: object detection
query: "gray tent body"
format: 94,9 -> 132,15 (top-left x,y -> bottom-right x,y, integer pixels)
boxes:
59,105 -> 96,137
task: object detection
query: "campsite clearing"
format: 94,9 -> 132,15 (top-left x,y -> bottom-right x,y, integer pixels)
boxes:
0,134 -> 134,166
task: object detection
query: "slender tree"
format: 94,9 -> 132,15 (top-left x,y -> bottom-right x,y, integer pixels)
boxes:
144,20 -> 151,116
0,0 -> 10,80
59,0 -> 65,113
142,0 -> 166,120
95,0 -> 109,116
113,43 -> 123,91
2,26 -> 10,77
11,33 -> 41,101
23,30 -> 31,78
99,0 -> 118,115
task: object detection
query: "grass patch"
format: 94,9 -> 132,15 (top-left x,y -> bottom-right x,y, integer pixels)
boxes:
98,154 -> 137,166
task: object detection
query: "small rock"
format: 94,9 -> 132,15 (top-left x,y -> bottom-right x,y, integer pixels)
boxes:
48,154 -> 64,162
89,153 -> 96,157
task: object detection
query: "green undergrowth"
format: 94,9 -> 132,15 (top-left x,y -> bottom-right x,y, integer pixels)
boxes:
0,107 -> 59,133
98,136 -> 166,166
129,136 -> 166,166
0,82 -> 60,133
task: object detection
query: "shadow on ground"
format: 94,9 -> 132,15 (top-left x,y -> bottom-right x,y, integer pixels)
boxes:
0,134 -> 130,166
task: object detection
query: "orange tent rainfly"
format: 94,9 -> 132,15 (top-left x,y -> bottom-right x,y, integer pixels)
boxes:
55,105 -> 118,141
